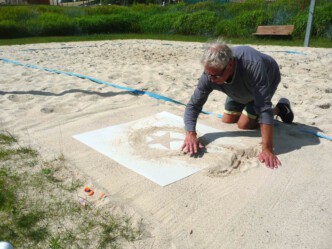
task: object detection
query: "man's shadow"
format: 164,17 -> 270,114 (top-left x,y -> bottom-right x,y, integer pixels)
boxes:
198,121 -> 322,156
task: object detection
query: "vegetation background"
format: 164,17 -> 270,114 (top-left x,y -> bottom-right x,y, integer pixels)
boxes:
0,0 -> 331,41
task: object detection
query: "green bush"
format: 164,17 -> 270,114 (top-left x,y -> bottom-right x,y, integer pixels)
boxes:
63,7 -> 86,18
131,3 -> 165,15
326,25 -> 332,41
185,2 -> 222,13
166,2 -> 186,12
225,0 -> 265,16
216,10 -> 271,37
139,12 -> 181,34
35,5 -> 64,14
85,5 -> 129,15
0,6 -> 39,22
0,2 -> 331,39
236,10 -> 271,34
272,9 -> 296,25
293,3 -> 332,38
0,20 -> 17,38
0,20 -> 29,38
39,13 -> 77,36
173,10 -> 217,36
215,19 -> 247,38
24,20 -> 44,37
312,7 -> 332,37
292,11 -> 307,38
268,0 -> 299,14
75,14 -> 140,34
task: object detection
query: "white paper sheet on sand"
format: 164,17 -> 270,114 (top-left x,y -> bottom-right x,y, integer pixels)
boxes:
73,111 -> 244,186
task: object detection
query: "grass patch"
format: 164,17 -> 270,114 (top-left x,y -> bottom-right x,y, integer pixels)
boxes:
0,132 -> 17,145
0,33 -> 331,48
0,132 -> 144,248
0,33 -> 209,45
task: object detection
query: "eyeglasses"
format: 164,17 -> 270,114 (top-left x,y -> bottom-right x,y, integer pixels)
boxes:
206,72 -> 225,81
205,63 -> 228,81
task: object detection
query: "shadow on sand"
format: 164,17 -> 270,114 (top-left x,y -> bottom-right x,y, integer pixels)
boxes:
198,120 -> 322,156
0,89 -> 139,98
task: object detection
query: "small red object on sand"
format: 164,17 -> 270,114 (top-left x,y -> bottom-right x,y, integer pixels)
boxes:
88,190 -> 95,196
84,187 -> 91,192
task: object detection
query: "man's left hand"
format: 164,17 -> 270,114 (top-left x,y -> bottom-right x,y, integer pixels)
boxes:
258,149 -> 281,169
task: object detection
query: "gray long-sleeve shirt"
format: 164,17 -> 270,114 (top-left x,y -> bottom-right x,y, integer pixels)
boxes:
184,46 -> 281,131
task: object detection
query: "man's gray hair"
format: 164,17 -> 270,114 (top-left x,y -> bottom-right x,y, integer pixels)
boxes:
200,41 -> 233,69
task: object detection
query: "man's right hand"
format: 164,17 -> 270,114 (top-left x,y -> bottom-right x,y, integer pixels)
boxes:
181,131 -> 205,155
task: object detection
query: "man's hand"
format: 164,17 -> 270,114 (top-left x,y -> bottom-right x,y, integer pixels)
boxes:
259,123 -> 281,169
181,131 -> 204,155
258,149 -> 281,169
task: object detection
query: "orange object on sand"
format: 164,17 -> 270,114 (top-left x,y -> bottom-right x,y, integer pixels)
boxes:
88,190 -> 94,196
99,193 -> 106,198
84,187 -> 91,192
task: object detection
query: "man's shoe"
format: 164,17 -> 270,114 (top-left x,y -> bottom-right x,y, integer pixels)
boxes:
276,98 -> 294,124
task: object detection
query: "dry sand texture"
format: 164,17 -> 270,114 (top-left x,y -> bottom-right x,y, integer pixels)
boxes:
1,40 -> 332,248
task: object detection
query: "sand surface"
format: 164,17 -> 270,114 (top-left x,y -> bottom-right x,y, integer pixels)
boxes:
1,40 -> 332,248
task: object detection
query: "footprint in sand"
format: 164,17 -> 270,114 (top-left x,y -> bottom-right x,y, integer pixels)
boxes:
40,106 -> 54,113
324,88 -> 332,93
8,95 -> 34,103
317,103 -> 331,109
41,103 -> 81,114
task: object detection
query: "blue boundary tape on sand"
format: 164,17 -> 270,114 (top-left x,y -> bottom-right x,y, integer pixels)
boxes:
1,58 -> 331,142
0,58 -> 222,118
300,129 -> 332,141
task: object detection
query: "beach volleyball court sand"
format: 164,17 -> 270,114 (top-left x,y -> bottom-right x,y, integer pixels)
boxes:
1,40 -> 331,249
